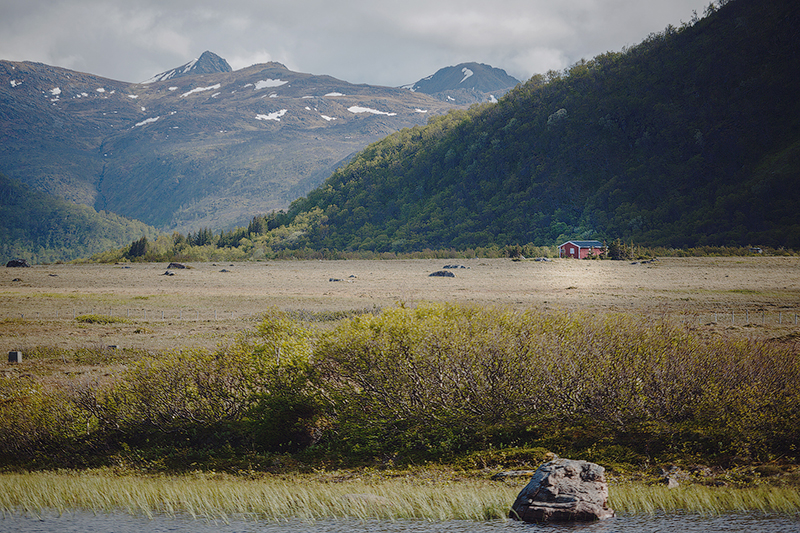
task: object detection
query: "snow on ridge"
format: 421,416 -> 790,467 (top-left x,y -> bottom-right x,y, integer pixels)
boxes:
255,79 -> 288,89
460,67 -> 474,84
325,92 -> 344,97
96,88 -> 105,93
50,87 -> 61,96
10,80 -> 21,87
180,83 -> 221,98
142,69 -> 177,84
255,109 -> 288,121
182,58 -> 198,74
320,114 -> 335,121
348,106 -> 397,116
415,109 -> 428,113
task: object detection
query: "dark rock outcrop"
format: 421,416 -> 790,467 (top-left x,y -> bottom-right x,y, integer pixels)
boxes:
429,270 -> 455,277
6,259 -> 31,267
510,458 -> 614,522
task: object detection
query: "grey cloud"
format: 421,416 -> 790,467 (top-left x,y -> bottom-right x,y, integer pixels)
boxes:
0,0 -> 712,86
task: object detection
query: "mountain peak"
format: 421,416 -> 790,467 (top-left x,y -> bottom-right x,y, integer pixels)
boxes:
142,51 -> 232,84
403,62 -> 520,104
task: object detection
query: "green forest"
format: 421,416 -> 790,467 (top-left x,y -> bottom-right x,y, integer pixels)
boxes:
0,174 -> 159,264
246,0 -> 800,254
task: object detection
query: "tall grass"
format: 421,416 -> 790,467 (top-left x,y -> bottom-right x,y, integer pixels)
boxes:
0,472 -> 518,521
610,483 -> 800,515
2,473 -> 798,521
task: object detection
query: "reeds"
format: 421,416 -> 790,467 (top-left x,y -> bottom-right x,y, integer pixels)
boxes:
610,482 -> 800,515
0,471 -> 519,521
2,472 -> 798,522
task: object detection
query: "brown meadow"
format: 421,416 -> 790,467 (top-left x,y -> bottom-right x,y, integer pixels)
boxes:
2,256 -> 799,357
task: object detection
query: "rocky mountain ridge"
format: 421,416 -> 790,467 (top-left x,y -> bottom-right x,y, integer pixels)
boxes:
0,54 -> 465,231
403,62 -> 520,104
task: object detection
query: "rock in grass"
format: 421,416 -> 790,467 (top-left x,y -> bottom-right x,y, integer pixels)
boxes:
510,458 -> 614,522
429,270 -> 455,277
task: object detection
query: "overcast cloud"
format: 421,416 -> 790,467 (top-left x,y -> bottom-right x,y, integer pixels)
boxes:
0,0 -> 712,86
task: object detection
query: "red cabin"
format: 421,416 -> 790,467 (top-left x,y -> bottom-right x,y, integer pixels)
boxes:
558,240 -> 605,259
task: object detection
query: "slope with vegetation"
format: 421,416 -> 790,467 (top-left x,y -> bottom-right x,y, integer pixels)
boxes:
260,0 -> 800,253
0,173 -> 158,263
0,56 -> 459,236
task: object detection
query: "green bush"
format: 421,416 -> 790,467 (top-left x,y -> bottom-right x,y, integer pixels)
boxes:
1,304 -> 798,470
75,314 -> 129,324
314,304 -> 800,462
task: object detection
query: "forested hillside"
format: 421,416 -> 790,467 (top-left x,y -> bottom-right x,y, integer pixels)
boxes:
269,0 -> 800,252
0,174 -> 159,263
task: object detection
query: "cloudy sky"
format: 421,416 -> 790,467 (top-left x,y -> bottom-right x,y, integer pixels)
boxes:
1,0 -> 712,86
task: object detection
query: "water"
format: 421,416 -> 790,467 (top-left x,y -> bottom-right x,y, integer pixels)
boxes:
1,512 -> 798,533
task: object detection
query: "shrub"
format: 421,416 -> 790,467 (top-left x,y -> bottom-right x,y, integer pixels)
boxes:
314,304 -> 800,462
75,314 -> 129,324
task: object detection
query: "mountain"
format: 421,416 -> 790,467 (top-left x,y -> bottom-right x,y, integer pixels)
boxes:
403,62 -> 520,105
0,173 -> 159,264
264,0 -> 800,252
0,55 -> 461,233
142,50 -> 232,84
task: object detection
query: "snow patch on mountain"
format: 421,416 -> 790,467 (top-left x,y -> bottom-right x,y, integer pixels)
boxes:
255,109 -> 288,121
460,67 -> 474,83
180,84 -> 221,98
134,116 -> 160,127
255,79 -> 288,89
348,106 -> 397,116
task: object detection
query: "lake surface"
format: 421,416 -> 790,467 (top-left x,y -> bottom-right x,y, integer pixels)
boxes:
1,512 -> 798,533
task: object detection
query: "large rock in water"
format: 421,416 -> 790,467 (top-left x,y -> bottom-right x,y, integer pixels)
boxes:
510,458 -> 614,522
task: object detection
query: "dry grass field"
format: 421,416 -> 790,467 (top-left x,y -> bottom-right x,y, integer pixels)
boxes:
2,256 -> 799,359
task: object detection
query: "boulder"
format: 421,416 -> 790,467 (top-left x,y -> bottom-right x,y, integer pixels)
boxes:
6,259 -> 31,267
510,457 -> 614,522
429,270 -> 455,277
167,262 -> 187,269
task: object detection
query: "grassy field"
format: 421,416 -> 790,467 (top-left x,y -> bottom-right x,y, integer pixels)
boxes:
2,256 -> 799,356
2,257 -> 799,518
